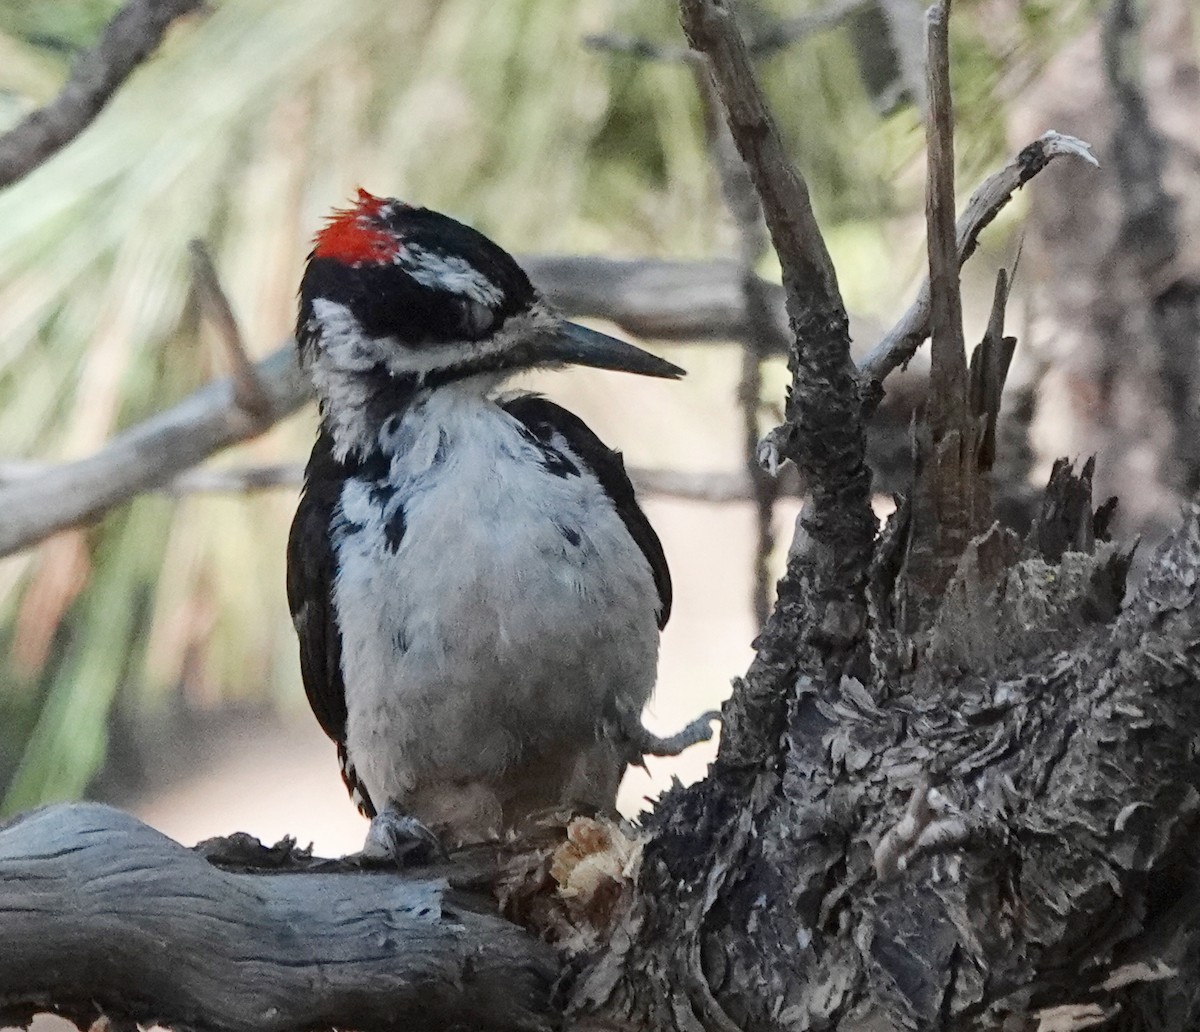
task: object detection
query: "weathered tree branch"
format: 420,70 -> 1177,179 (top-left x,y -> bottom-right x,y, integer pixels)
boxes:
569,4 -> 1196,1029
0,124 -> 1093,560
5,3 -> 1199,1030
0,0 -> 205,190
0,255 -> 832,558
923,0 -> 968,438
520,254 -> 801,344
859,129 -> 1098,401
0,803 -> 557,1032
0,345 -> 307,557
189,239 -> 273,422
890,0 -> 988,621
4,109 -> 1086,562
680,0 -> 876,770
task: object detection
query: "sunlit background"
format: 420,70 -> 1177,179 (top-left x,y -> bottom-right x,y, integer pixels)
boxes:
0,0 -> 1127,854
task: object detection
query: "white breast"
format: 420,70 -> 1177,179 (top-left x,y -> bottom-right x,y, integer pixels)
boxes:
331,386 -> 660,817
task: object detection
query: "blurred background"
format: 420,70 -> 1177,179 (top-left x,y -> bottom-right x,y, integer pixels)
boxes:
0,0 -> 1196,856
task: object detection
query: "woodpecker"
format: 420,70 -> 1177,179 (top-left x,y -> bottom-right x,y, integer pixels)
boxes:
288,190 -> 710,857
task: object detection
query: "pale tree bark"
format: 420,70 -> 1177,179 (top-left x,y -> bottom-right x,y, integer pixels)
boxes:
0,803 -> 557,1031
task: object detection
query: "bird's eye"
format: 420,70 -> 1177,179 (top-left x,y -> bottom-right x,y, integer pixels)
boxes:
460,297 -> 496,339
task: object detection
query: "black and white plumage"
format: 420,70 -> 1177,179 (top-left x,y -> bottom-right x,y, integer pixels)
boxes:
287,191 -> 695,849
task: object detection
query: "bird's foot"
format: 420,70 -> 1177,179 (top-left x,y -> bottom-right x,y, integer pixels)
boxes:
356,804 -> 445,867
628,709 -> 721,758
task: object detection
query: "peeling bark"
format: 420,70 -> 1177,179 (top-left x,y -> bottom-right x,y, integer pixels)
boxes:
577,450 -> 1200,1032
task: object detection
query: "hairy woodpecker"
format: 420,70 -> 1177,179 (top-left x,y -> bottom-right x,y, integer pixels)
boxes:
288,190 -> 701,856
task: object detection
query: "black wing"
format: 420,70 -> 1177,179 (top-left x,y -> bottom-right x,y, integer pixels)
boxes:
502,394 -> 672,629
286,430 -> 376,816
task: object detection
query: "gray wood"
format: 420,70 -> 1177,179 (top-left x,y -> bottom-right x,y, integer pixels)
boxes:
0,803 -> 556,1032
0,255 -> 843,560
567,4 -> 1200,1029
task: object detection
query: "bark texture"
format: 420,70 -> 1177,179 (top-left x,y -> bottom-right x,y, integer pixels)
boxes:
0,803 -> 556,1032
567,4 -> 1200,1030
575,428 -> 1200,1032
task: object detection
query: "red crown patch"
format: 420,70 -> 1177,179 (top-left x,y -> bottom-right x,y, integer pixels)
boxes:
313,188 -> 403,265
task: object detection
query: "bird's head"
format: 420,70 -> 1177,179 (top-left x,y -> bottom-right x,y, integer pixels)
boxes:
297,190 -> 684,394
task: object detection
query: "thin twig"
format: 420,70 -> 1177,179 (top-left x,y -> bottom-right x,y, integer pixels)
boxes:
679,1 -> 843,309
923,0 -> 968,437
585,0 -> 867,63
0,0 -> 206,190
679,0 -> 875,546
859,130 -> 1098,401
188,240 -> 273,422
692,68 -> 780,627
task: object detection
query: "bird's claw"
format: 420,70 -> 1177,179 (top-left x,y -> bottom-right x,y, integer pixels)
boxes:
630,709 -> 721,758
357,805 -> 445,867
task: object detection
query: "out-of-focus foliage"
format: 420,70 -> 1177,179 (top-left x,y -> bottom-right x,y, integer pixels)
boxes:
0,0 -> 123,53
0,0 -> 1095,811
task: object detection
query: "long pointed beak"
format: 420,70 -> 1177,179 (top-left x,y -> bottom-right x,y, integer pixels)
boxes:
539,321 -> 685,379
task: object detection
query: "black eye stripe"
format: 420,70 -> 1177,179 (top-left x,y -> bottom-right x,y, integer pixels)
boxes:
299,257 -> 526,349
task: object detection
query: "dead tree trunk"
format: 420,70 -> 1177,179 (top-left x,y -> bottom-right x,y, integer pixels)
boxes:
574,3 -> 1200,1030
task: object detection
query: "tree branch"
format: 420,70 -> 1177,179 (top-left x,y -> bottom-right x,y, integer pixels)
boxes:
680,0 -> 876,769
0,346 -> 308,557
679,1 -> 843,311
859,129 -> 1098,400
0,255 -> 859,558
0,803 -> 557,1032
519,254 -> 796,345
0,0 -> 205,190
0,460 -> 806,504
189,239 -> 273,423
